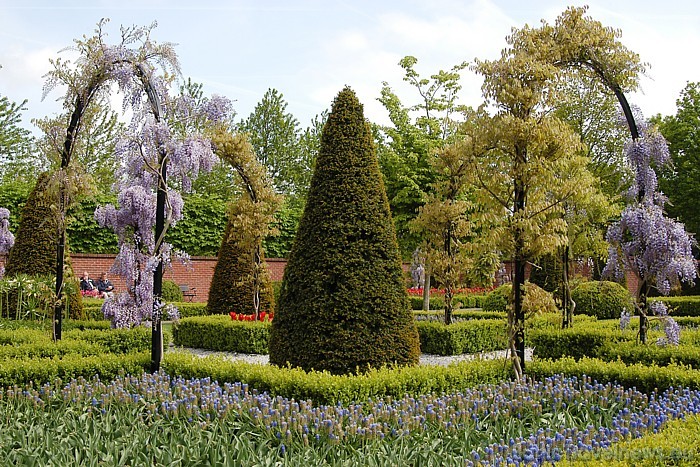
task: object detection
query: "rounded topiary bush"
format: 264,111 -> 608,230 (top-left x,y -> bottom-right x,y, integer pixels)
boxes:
162,280 -> 184,302
482,282 -> 558,315
571,280 -> 634,319
269,87 -> 420,375
482,285 -> 510,312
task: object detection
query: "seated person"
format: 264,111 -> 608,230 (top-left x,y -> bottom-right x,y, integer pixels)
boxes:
80,272 -> 95,291
96,272 -> 114,299
80,272 -> 100,297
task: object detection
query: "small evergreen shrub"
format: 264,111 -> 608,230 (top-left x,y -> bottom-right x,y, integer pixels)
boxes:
269,88 -> 420,374
571,280 -> 634,319
161,279 -> 184,302
417,319 -> 507,355
482,282 -> 558,315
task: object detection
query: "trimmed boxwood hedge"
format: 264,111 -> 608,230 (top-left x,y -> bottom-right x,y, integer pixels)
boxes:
529,356 -> 700,394
650,296 -> 700,317
163,352 -> 512,405
417,319 -> 507,355
0,352 -> 150,387
409,294 -> 487,310
173,315 -> 270,354
413,310 -> 507,321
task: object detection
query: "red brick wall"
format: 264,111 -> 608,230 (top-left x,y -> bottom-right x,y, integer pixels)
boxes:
31,254 -> 289,303
0,253 -> 400,303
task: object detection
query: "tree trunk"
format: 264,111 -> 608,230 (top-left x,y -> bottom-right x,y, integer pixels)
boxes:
513,172 -> 527,373
151,154 -> 166,373
422,261 -> 431,311
561,245 -> 572,329
638,280 -> 649,344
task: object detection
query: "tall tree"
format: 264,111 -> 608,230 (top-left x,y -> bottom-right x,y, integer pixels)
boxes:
239,88 -> 302,195
33,94 -> 123,193
269,87 -> 420,375
0,95 -> 39,184
656,82 -> 700,239
465,6 -> 643,377
376,56 -> 467,258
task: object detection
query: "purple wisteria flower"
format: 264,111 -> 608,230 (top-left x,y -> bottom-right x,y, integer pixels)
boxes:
604,111 -> 697,340
94,51 -> 233,328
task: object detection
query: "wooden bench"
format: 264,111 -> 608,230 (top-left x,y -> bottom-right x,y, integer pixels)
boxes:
179,285 -> 197,302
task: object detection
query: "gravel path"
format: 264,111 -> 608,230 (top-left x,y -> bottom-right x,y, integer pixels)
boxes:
168,345 -> 533,366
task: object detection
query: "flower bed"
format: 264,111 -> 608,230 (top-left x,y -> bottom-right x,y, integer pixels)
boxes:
2,371 -> 700,465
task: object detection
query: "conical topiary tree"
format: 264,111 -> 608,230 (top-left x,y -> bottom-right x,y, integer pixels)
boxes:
207,197 -> 275,316
5,172 -> 84,319
269,87 -> 420,375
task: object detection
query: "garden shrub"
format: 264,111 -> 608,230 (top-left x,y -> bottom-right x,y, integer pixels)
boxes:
173,315 -> 269,354
529,326 -> 635,360
482,282 -> 558,315
206,212 -> 275,316
409,293 -> 487,310
269,88 -> 420,375
63,326 -> 166,354
529,356 -> 700,393
163,352 -> 511,405
416,319 -> 507,355
0,352 -> 150,387
571,280 -> 634,319
161,279 -> 183,302
173,302 -> 208,318
650,296 -> 700,317
3,172 -> 84,319
413,310 -> 506,321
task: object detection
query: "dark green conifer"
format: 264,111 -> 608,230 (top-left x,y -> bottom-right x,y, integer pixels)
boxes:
269,87 -> 420,374
5,172 -> 84,319
207,198 -> 274,316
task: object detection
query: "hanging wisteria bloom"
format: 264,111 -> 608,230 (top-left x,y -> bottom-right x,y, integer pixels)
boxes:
604,109 -> 696,343
0,208 -> 15,278
93,28 -> 233,328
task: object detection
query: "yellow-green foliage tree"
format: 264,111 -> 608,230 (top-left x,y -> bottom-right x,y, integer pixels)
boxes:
460,6 -> 643,378
269,87 -> 420,375
207,131 -> 280,318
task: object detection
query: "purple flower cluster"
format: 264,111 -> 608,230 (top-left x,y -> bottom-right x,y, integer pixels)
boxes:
604,111 -> 697,303
5,372 -> 700,466
90,32 -> 233,328
619,308 -> 631,331
0,207 -> 14,278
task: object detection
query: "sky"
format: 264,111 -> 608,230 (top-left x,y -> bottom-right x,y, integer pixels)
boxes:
1,0 -> 699,133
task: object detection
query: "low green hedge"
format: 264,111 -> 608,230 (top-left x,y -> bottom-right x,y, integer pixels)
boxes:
0,352 -> 150,387
529,356 -> 700,393
172,302 -> 208,318
530,326 -> 700,369
650,296 -> 700,317
162,352 -> 512,405
0,340 -> 103,360
173,315 -> 269,354
561,414 -> 700,466
528,326 -> 633,360
409,293 -> 487,310
63,327 -> 168,354
417,319 -> 507,355
413,310 -> 507,321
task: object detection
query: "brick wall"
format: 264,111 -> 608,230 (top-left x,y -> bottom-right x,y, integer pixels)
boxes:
2,253 -> 289,303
